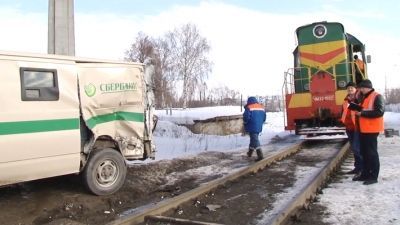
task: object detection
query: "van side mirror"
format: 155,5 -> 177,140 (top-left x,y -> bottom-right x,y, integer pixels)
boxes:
366,55 -> 371,63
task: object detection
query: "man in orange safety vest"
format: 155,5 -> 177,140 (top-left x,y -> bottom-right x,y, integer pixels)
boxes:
341,81 -> 363,177
349,79 -> 384,185
354,55 -> 365,74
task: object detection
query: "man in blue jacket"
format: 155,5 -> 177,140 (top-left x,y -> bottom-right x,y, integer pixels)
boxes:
243,96 -> 266,161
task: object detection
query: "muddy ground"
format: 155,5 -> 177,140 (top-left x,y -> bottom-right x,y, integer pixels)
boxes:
0,136 -> 299,225
141,140 -> 346,225
0,153 -> 229,225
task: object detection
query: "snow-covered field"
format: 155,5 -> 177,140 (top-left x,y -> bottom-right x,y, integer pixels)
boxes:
154,106 -> 289,160
153,106 -> 400,225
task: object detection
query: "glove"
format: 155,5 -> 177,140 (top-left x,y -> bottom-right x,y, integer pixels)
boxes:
348,102 -> 362,112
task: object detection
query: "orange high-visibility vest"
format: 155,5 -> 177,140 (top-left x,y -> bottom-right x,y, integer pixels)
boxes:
247,103 -> 264,111
340,99 -> 356,130
359,91 -> 384,133
355,59 -> 365,72
340,101 -> 348,124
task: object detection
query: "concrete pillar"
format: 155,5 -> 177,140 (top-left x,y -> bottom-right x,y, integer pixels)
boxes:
48,0 -> 75,56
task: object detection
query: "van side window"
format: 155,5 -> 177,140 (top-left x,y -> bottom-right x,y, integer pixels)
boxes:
20,68 -> 59,101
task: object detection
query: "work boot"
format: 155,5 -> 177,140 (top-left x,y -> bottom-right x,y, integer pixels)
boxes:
255,149 -> 264,161
247,148 -> 254,157
346,169 -> 358,174
363,179 -> 378,185
352,173 -> 367,181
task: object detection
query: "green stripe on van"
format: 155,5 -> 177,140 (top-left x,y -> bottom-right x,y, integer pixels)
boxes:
86,111 -> 144,129
0,118 -> 80,135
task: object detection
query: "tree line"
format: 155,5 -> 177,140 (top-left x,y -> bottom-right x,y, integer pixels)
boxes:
385,88 -> 400,105
125,23 -> 219,109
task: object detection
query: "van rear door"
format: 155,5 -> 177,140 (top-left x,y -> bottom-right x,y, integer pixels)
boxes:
77,63 -> 148,159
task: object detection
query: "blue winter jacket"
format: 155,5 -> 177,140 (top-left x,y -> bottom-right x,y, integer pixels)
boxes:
243,97 -> 266,133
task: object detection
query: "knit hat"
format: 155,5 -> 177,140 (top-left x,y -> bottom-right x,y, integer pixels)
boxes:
357,79 -> 373,89
247,96 -> 258,104
345,81 -> 356,88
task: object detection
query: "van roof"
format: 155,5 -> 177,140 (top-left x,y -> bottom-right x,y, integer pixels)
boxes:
0,50 -> 144,66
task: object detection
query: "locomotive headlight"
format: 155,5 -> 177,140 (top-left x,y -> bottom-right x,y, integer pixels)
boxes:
313,24 -> 327,38
338,80 -> 347,88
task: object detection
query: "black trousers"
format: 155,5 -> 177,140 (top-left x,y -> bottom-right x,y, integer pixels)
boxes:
359,132 -> 380,180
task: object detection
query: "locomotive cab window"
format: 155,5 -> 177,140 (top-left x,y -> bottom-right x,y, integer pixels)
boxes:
20,68 -> 59,101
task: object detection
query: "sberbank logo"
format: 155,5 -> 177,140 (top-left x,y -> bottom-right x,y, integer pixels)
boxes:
84,83 -> 96,97
99,82 -> 137,93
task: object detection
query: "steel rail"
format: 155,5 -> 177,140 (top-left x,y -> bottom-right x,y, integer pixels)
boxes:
267,142 -> 350,225
145,215 -> 224,225
107,142 -> 304,225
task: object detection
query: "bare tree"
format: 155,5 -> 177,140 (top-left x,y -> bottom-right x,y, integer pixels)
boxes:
207,85 -> 241,106
166,23 -> 212,108
125,32 -> 177,108
124,24 -> 213,109
125,32 -> 155,63
386,88 -> 400,104
153,38 -> 175,108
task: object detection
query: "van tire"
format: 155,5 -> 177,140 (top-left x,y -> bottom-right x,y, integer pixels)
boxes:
82,148 -> 127,195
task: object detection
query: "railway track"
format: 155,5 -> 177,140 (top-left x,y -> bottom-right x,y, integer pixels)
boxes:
107,140 -> 349,225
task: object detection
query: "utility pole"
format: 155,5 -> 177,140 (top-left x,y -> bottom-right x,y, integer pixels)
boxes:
240,94 -> 243,112
385,74 -> 388,101
48,0 -> 75,56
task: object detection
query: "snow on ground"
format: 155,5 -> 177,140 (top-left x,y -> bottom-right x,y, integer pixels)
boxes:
153,106 -> 289,160
162,160 -> 244,187
255,141 -> 343,225
153,106 -> 399,224
156,106 -> 244,124
309,111 -> 400,225
257,161 -> 328,225
153,107 -> 400,161
320,135 -> 400,225
384,112 -> 400,130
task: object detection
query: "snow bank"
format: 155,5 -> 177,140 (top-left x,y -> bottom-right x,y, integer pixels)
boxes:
152,106 -> 289,161
384,112 -> 400,130
156,106 -> 243,124
385,103 -> 400,113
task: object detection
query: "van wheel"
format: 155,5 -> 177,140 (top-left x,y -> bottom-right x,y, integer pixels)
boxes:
82,148 -> 127,195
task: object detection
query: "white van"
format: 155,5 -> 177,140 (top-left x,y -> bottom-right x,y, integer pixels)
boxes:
0,51 -> 156,195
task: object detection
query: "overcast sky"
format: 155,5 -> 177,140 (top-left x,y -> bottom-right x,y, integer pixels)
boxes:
0,0 -> 399,96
